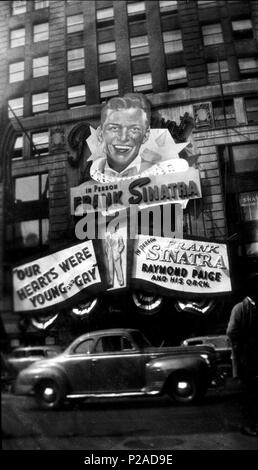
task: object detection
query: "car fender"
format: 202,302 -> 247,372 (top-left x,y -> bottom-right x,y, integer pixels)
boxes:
145,355 -> 210,393
32,364 -> 70,394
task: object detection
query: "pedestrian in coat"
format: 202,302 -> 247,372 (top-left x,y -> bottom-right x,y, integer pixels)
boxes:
226,274 -> 258,437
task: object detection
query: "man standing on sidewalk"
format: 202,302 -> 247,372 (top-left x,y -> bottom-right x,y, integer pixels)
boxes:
227,273 -> 258,437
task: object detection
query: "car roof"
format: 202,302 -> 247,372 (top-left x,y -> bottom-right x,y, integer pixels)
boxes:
12,345 -> 61,352
184,335 -> 227,341
71,328 -> 140,343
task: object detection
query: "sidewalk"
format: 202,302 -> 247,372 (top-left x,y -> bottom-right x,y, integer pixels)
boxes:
112,431 -> 258,450
115,379 -> 258,450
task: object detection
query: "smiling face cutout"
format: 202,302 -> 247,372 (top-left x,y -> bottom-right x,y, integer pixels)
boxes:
98,107 -> 150,173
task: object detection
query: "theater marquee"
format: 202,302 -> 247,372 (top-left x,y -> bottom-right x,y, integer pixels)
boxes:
132,235 -> 232,296
70,167 -> 202,216
12,241 -> 103,313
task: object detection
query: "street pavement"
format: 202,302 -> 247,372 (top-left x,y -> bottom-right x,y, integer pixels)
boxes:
1,379 -> 258,451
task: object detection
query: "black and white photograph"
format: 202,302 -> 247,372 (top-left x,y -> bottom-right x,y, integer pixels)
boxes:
1,0 -> 258,461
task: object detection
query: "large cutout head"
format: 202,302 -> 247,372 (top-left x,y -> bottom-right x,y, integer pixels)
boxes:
98,93 -> 151,173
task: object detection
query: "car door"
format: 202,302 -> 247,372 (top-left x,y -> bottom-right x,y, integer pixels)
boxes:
62,338 -> 94,393
90,334 -> 146,393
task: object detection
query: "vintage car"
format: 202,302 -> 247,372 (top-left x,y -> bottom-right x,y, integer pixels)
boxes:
7,346 -> 63,374
15,328 -> 218,409
181,335 -> 232,380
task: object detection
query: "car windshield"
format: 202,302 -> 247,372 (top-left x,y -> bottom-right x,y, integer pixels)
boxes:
29,350 -> 45,357
46,349 -> 60,357
130,331 -> 151,348
205,337 -> 230,348
185,340 -> 203,346
12,350 -> 26,358
185,336 -> 230,349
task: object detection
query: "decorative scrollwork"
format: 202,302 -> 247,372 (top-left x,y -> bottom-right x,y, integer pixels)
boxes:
70,298 -> 98,319
151,112 -> 195,143
132,291 -> 163,315
31,313 -> 59,330
174,299 -> 216,315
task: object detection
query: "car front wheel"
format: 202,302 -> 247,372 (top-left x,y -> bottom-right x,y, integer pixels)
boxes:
167,372 -> 204,404
35,379 -> 64,410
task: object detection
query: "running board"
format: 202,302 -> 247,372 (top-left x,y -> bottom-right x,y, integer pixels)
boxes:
66,390 -> 160,399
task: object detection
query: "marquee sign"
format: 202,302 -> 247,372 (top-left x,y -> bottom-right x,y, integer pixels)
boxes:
70,166 -> 202,216
13,241 -> 103,313
132,235 -> 232,296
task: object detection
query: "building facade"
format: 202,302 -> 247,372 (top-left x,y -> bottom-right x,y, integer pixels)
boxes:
0,0 -> 258,348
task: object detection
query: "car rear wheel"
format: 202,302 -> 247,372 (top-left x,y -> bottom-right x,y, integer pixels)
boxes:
35,379 -> 64,410
167,372 -> 203,404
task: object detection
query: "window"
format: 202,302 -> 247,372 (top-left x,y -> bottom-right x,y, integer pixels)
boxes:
232,145 -> 258,256
159,0 -> 177,13
207,60 -> 229,84
67,48 -> 85,71
14,219 -> 49,247
167,67 -> 187,87
238,57 -> 258,78
31,130 -> 49,156
95,336 -> 124,353
127,2 -> 145,16
245,97 -> 258,123
12,174 -> 49,249
212,99 -> 236,127
46,349 -> 60,358
8,97 -> 24,118
34,0 -> 49,9
15,174 -> 48,202
12,135 -> 23,159
9,61 -> 24,83
220,143 -> 258,258
74,339 -> 94,354
122,337 -> 134,350
233,145 -> 258,257
202,24 -> 223,46
33,23 -> 49,42
68,85 -> 86,107
232,144 -> 258,174
94,335 -> 133,352
32,92 -> 48,114
130,35 -> 149,57
131,330 -> 151,347
162,30 -> 183,54
96,7 -> 114,22
12,350 -> 26,358
12,1 -> 26,15
133,73 -> 152,92
99,78 -> 119,100
232,19 -> 253,40
98,41 -> 116,63
239,192 -> 258,222
28,350 -> 45,357
10,28 -> 25,48
33,56 -> 49,77
67,14 -> 84,34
